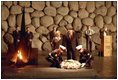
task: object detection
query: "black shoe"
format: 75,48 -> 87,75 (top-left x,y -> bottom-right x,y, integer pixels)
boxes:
56,65 -> 61,68
50,64 -> 55,67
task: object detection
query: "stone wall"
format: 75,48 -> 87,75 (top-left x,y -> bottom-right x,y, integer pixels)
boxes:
1,1 -> 117,54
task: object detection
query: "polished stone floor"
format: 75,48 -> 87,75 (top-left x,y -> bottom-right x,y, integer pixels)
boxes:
1,51 -> 117,79
93,55 -> 117,78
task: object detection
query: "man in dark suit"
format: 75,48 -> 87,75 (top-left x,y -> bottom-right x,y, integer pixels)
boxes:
13,27 -> 21,51
100,26 -> 110,39
99,27 -> 110,56
25,27 -> 33,59
64,30 -> 78,60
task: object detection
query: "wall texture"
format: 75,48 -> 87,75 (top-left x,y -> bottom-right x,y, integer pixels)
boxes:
1,1 -> 117,54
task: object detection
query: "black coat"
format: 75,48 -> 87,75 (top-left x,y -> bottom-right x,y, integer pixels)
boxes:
13,30 -> 20,47
49,30 -> 55,42
25,32 -> 33,47
63,33 -> 78,51
99,29 -> 110,39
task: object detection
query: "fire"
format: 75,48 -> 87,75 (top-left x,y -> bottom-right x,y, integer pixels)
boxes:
11,49 -> 28,64
17,50 -> 23,60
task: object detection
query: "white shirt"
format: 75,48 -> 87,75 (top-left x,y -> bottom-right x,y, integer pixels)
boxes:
85,29 -> 95,36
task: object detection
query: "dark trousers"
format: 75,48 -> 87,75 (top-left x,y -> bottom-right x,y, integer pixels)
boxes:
79,59 -> 86,63
26,42 -> 32,59
79,57 -> 93,67
86,58 -> 94,67
51,59 -> 60,68
67,48 -> 75,60
86,37 -> 92,52
14,42 -> 20,52
46,56 -> 60,68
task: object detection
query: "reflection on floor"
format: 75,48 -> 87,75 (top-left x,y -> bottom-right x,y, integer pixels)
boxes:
1,51 -> 117,79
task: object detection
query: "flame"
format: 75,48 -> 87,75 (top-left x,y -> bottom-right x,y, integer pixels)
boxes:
10,49 -> 28,63
17,50 -> 23,60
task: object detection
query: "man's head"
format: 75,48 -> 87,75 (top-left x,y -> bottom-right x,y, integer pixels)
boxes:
16,27 -> 20,31
26,27 -> 30,32
104,26 -> 108,31
68,30 -> 74,36
87,25 -> 91,29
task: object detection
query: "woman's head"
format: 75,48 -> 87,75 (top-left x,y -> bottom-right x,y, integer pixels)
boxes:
55,31 -> 61,37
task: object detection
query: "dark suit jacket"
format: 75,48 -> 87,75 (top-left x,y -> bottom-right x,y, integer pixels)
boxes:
49,30 -> 55,42
13,30 -> 20,46
99,29 -> 110,39
63,32 -> 78,51
25,32 -> 33,47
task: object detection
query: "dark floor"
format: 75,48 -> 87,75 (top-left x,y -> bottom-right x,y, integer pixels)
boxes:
1,51 -> 117,79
